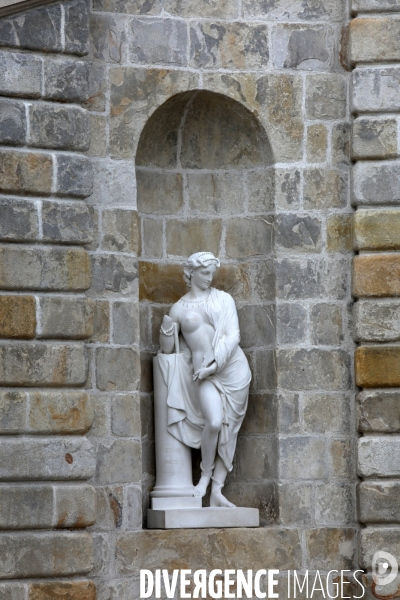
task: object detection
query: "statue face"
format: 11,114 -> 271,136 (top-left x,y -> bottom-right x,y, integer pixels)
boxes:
191,264 -> 217,290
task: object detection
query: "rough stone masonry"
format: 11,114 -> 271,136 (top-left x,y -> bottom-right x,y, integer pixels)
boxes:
0,0 -> 399,598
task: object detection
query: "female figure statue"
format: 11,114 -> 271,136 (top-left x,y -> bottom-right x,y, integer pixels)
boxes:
159,252 -> 251,508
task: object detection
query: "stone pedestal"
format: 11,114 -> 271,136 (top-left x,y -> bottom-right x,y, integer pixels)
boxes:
147,507 -> 260,529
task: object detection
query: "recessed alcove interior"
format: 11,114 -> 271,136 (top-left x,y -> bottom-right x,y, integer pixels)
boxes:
136,90 -> 277,526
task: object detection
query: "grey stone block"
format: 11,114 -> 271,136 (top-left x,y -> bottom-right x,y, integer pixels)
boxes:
354,299 -> 400,342
0,391 -> 26,434
0,532 -> 93,578
358,436 -> 400,477
90,13 -> 126,63
91,160 -> 136,206
82,62 -> 107,112
0,99 -> 25,145
310,303 -> 343,345
272,25 -> 331,70
359,482 -> 400,523
276,303 -> 307,344
358,389 -> 400,433
90,254 -> 137,297
0,20 -> 17,47
55,484 -> 96,528
0,51 -> 42,98
306,73 -> 347,119
243,0 -> 345,21
188,171 -> 246,214
56,155 -> 93,198
0,583 -> 25,600
279,436 -> 327,479
141,218 -> 163,258
225,216 -> 273,258
96,439 -> 141,484
352,117 -> 398,160
315,483 -> 355,525
352,67 -> 400,113
304,168 -> 347,209
275,169 -> 301,209
64,0 -> 90,55
303,393 -> 350,434
112,302 -> 139,345
102,209 -> 140,253
306,528 -> 356,571
236,435 -> 278,480
42,201 -> 93,245
353,160 -> 400,205
28,391 -> 94,434
250,348 -> 276,391
361,528 -> 400,569
0,438 -> 95,480
111,393 -> 141,438
44,58 -> 89,103
0,4 -> 62,53
38,297 -> 94,340
279,483 -> 312,526
277,349 -> 350,391
276,214 -> 322,252
237,304 -> 275,348
94,0 -> 161,13
164,0 -> 236,17
276,257 -> 349,300
130,18 -> 187,66
332,122 -> 351,166
352,0 -> 400,11
96,347 -> 140,391
277,392 -> 300,434
29,104 -> 90,151
0,198 -> 38,242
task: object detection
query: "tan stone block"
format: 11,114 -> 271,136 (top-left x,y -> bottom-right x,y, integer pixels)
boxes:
55,485 -> 96,529
326,215 -> 353,253
141,218 -> 163,259
354,209 -> 400,250
29,581 -> 96,600
90,301 -> 109,343
306,528 -> 356,570
307,124 -> 327,163
350,18 -> 400,64
353,254 -> 400,297
225,217 -> 273,258
352,117 -> 397,160
0,150 -> 52,195
304,169 -> 347,209
0,296 -> 35,339
116,529 -> 301,573
29,392 -> 94,434
102,209 -> 140,253
166,218 -> 222,258
355,345 -> 400,388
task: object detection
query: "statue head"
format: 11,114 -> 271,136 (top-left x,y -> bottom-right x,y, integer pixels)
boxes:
183,252 -> 220,288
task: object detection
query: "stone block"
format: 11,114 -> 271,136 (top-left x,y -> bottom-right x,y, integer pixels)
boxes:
361,528 -> 400,569
0,438 -> 95,480
64,0 -> 90,56
130,18 -> 187,66
86,114 -> 107,158
332,122 -> 351,166
116,529 -> 301,572
354,299 -> 400,342
355,209 -> 400,252
91,160 -> 135,206
304,169 -> 347,209
0,342 -> 88,387
276,303 -> 307,344
82,63 -> 107,112
188,171 -> 245,214
359,436 -> 400,477
356,345 -> 400,387
358,389 -> 400,433
141,218 -> 163,258
0,99 -> 25,146
29,105 -> 89,152
0,533 -> 93,578
0,4 -> 62,52
352,67 -> 400,113
249,348 -> 277,391
247,169 -> 274,212
277,392 -> 300,434
56,155 -> 93,199
0,150 -> 52,195
276,214 -> 321,252
93,484 -> 123,530
90,13 -> 126,64
276,257 -> 348,300
0,246 -> 91,291
90,254 -> 137,297
136,170 -> 182,215
0,51 -> 41,98
166,219 -> 222,257
275,169 -> 300,209
306,74 -> 346,119
91,301 -> 110,343
139,262 -> 185,303
241,393 -> 277,435
306,529 -> 356,570
307,123 -> 327,163
226,217 -> 273,258
0,296 -> 35,339
223,482 -> 278,525
29,581 -> 96,600
310,303 -> 343,345
55,485 -> 96,528
112,302 -> 139,346
44,59 -> 89,103
350,18 -> 400,64
0,391 -> 26,434
38,297 -> 94,340
353,254 -> 400,297
0,485 -> 53,529
352,117 -> 397,161
352,0 -> 400,11
190,21 -> 269,69
279,437 -> 327,479
326,214 -> 353,253
0,583 -> 25,600
165,0 -> 236,17
303,393 -> 350,434
315,483 -> 355,526
91,532 -> 112,577
96,347 -> 140,391
329,438 -> 354,479
29,391 -> 94,434
243,0 -> 344,21
272,25 -> 331,70
359,482 -> 400,524
102,209 -> 140,253
42,201 -> 94,245
111,393 -> 140,438
353,160 -> 400,205
237,305 -> 275,348
94,0 -> 160,12
0,198 -> 38,242
278,483 -> 312,526
277,349 -> 350,391
96,439 -> 141,484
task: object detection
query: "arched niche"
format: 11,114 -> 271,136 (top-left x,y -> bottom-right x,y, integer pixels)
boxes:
136,90 -> 278,526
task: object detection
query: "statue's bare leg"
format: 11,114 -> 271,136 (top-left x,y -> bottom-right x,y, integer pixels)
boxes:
210,457 -> 235,508
194,380 -> 223,497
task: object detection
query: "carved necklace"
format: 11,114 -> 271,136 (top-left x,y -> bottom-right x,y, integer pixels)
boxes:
178,289 -> 212,307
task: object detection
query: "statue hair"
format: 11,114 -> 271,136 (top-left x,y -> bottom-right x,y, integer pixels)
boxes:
183,252 -> 220,286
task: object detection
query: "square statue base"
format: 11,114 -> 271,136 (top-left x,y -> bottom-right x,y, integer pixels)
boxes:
147,507 -> 259,529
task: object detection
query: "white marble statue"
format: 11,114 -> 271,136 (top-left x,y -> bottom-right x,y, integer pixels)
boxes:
158,252 -> 251,508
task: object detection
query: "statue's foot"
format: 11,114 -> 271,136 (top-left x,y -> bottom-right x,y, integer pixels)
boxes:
193,475 -> 210,497
210,489 -> 236,508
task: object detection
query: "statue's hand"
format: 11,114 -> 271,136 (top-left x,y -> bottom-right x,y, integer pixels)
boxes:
193,362 -> 217,381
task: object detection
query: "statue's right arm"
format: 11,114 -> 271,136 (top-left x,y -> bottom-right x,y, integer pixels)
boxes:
159,306 -> 180,354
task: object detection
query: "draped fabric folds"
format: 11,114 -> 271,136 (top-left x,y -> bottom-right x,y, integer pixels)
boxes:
157,288 -> 251,472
